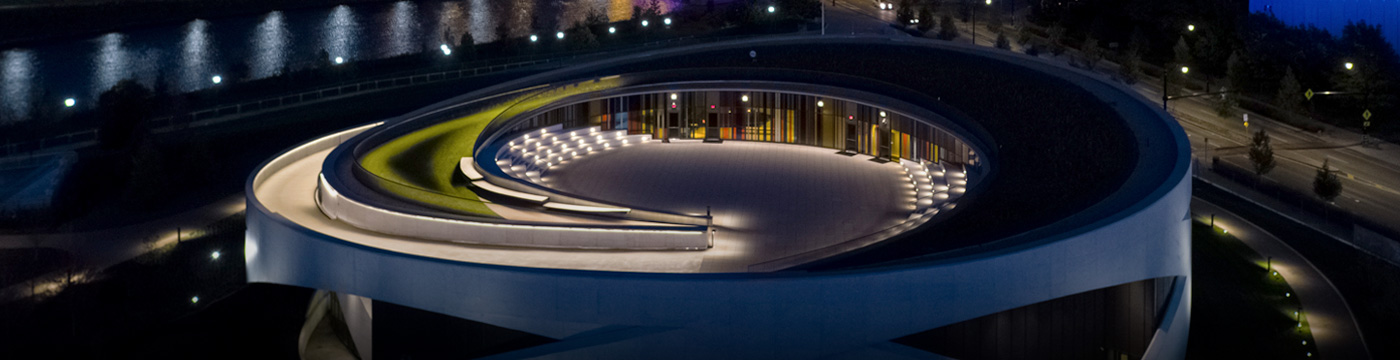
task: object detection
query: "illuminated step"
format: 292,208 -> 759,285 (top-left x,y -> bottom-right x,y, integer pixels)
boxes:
471,180 -> 549,203
459,157 -> 485,181
543,202 -> 631,214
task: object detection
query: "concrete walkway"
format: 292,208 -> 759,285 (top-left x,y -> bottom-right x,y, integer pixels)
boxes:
1192,197 -> 1370,360
545,140 -> 912,272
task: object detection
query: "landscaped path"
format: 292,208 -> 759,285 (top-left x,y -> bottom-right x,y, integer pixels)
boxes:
1192,197 -> 1370,360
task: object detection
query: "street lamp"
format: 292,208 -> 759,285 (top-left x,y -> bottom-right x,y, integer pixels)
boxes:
211,75 -> 222,84
768,5 -> 776,13
1345,62 -> 1355,71
530,34 -> 538,42
211,250 -> 221,260
642,20 -> 649,27
1162,65 -> 1189,110
556,31 -> 565,39
334,56 -> 344,64
608,26 -> 616,34
1188,24 -> 1195,32
439,44 -> 451,56
664,17 -> 672,26
63,98 -> 75,107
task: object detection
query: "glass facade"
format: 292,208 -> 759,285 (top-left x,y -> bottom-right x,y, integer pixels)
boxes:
502,90 -> 978,165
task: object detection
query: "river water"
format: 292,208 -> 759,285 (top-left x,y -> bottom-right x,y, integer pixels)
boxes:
0,0 -> 682,123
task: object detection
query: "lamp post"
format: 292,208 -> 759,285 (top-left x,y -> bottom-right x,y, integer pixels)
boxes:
1162,65 -> 1189,110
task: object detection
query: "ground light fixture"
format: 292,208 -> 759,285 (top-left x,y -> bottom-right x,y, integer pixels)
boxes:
211,75 -> 222,84
664,18 -> 672,25
191,296 -> 200,304
642,20 -> 649,27
211,250 -> 221,260
609,27 -> 616,34
530,34 -> 538,42
440,44 -> 452,55
63,98 -> 75,107
556,31 -> 565,39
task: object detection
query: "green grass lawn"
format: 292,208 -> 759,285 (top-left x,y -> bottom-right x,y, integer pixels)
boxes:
1187,221 -> 1319,359
357,77 -> 624,217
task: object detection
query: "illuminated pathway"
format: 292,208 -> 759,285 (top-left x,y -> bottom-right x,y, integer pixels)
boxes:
543,140 -> 913,272
1191,198 -> 1370,360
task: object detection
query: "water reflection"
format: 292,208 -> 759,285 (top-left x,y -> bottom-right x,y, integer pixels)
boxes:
381,1 -> 421,57
322,5 -> 362,62
179,19 -> 217,92
250,11 -> 291,79
2,49 -> 37,122
468,0 -> 494,43
90,33 -> 137,98
3,0 -> 688,123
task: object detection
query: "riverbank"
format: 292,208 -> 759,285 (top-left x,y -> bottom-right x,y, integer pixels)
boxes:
0,0 -> 395,48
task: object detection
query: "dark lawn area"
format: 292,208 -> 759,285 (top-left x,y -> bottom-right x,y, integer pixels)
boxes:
1186,222 -> 1317,359
1195,179 -> 1400,359
0,248 -> 71,288
0,214 -> 309,359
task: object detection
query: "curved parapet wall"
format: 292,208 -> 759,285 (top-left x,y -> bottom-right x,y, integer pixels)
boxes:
246,36 -> 1192,359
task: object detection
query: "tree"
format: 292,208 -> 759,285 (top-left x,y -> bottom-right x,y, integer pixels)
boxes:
1046,24 -> 1065,56
1118,50 -> 1142,84
1212,79 -> 1239,118
1248,129 -> 1277,177
1213,51 -> 1244,118
986,5 -> 1003,33
1016,25 -> 1032,47
566,23 -> 599,50
641,0 -> 663,19
97,79 -> 154,149
938,14 -> 959,40
1313,159 -> 1343,202
896,0 -> 915,25
1080,36 -> 1101,70
1225,50 -> 1248,93
995,32 -> 1011,50
1168,36 -> 1193,97
917,6 -> 934,32
957,0 -> 972,22
1276,67 -> 1305,114
457,29 -> 476,57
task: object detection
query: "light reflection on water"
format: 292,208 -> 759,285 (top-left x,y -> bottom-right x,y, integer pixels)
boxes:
2,50 -> 37,122
250,11 -> 291,79
0,0 -> 663,124
178,19 -> 217,92
322,5 -> 362,62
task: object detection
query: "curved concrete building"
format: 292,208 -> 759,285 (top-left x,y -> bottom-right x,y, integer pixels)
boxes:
247,36 -> 1191,359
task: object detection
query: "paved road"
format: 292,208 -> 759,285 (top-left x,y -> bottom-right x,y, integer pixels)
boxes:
830,1 -> 1400,238
1193,197 -> 1371,360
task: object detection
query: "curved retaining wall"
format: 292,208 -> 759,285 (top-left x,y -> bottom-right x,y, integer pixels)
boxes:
246,36 -> 1191,359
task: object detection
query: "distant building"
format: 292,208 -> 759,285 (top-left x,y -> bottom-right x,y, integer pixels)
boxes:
1251,0 -> 1400,46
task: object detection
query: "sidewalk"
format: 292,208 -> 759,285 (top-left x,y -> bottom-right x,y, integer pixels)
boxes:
1192,197 -> 1370,360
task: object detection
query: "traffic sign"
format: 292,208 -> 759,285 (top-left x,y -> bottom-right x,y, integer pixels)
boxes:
1305,89 -> 1314,100
1363,109 -> 1372,120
